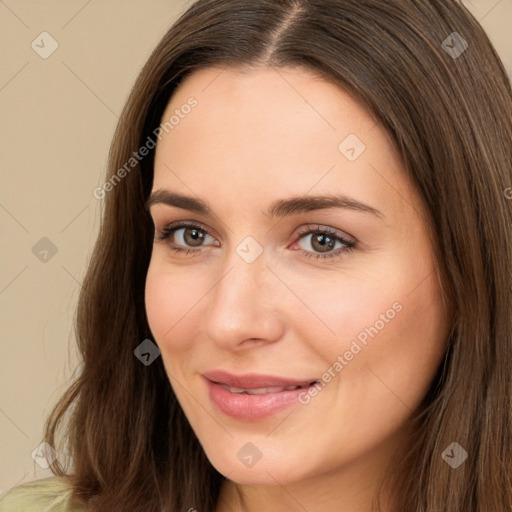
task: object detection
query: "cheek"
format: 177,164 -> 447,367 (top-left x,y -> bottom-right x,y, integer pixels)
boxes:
280,264 -> 404,356
144,261 -> 200,354
384,273 -> 449,377
336,269 -> 449,415
297,249 -> 449,407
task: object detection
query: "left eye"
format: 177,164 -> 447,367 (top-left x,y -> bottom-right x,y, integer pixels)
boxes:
294,229 -> 354,255
292,225 -> 356,260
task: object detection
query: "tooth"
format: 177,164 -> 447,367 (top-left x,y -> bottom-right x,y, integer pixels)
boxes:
228,386 -> 246,393
246,387 -> 284,394
220,384 -> 245,393
221,384 -> 306,394
245,388 -> 270,395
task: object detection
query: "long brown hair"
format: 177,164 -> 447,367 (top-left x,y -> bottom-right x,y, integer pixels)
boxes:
44,1 -> 512,510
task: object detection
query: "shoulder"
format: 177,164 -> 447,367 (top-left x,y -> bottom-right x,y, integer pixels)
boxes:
0,477 -> 86,512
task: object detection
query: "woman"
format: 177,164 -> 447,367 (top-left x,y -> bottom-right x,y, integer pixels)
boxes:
1,0 -> 511,510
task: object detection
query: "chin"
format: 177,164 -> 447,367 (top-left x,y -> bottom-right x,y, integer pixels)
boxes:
204,446 -> 301,486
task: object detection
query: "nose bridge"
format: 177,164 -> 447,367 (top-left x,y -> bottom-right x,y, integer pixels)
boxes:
202,243 -> 283,348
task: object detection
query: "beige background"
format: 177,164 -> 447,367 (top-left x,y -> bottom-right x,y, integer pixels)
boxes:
0,0 -> 510,492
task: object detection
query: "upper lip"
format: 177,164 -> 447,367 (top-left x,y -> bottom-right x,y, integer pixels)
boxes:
202,370 -> 318,389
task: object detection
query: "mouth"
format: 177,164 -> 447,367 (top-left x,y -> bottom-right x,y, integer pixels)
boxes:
202,369 -> 319,389
202,370 -> 320,420
215,381 -> 318,395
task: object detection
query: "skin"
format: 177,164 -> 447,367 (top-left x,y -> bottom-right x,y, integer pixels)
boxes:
145,66 -> 452,512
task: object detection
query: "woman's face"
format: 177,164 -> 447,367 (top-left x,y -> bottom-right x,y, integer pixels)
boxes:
145,66 -> 451,492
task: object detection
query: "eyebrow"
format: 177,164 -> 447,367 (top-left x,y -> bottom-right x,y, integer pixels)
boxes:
146,189 -> 384,219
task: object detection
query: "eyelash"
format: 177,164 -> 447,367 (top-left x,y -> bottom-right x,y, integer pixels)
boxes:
155,221 -> 356,261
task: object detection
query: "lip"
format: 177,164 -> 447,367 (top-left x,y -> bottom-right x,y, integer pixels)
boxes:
202,370 -> 319,420
202,370 -> 317,389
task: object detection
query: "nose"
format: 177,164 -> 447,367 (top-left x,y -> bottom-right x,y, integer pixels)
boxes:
201,249 -> 285,351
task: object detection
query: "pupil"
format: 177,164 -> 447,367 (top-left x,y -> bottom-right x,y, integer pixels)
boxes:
313,234 -> 334,253
185,228 -> 204,246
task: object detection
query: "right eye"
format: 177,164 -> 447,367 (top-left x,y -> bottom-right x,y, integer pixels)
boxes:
156,221 -> 219,254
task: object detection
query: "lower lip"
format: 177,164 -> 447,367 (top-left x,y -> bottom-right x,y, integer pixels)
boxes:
205,378 -> 314,420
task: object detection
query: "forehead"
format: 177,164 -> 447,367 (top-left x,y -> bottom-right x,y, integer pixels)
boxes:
158,65 -> 380,157
152,66 -> 417,222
